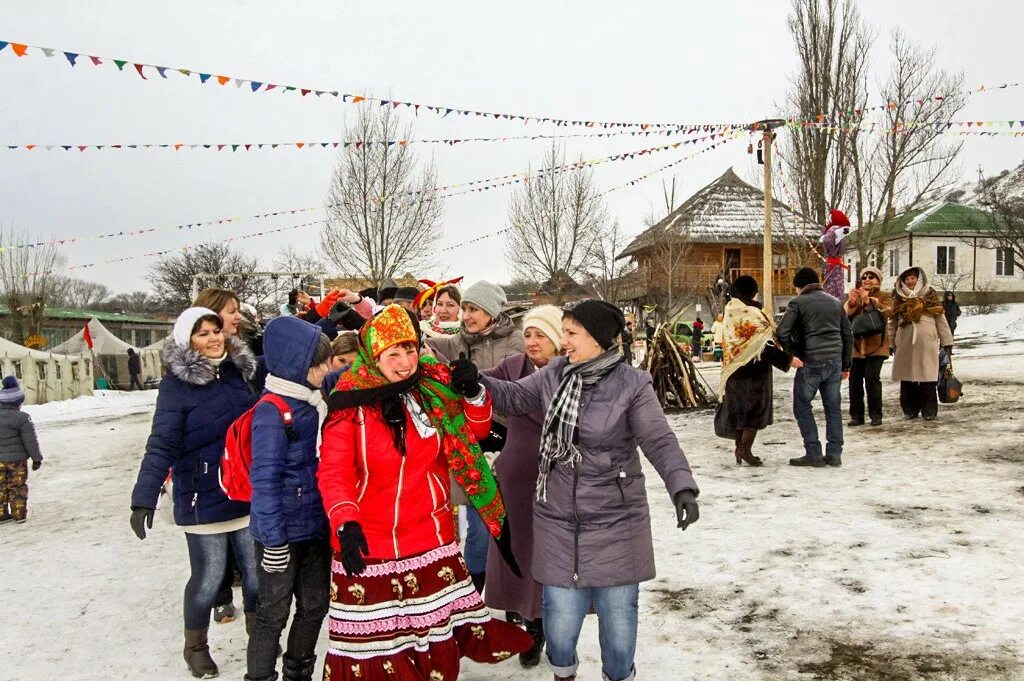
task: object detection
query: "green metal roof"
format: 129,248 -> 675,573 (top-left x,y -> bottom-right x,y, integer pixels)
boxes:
0,305 -> 171,325
853,203 -> 1006,243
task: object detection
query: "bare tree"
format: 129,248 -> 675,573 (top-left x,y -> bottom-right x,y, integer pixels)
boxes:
321,104 -> 443,288
273,245 -> 326,296
50,276 -> 111,310
0,227 -> 65,345
783,0 -> 874,226
505,144 -> 610,304
586,220 -> 630,302
851,30 -> 967,265
147,242 -> 274,313
980,197 -> 1024,277
108,290 -> 154,313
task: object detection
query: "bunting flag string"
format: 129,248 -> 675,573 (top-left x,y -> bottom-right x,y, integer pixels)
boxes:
0,37 -> 748,132
3,131 -> 738,254
31,219 -> 330,277
783,81 -> 1023,128
785,117 -> 1024,134
0,126 -> 730,153
602,131 -> 743,195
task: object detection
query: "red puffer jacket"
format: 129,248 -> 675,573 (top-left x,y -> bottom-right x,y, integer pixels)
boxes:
318,394 -> 492,558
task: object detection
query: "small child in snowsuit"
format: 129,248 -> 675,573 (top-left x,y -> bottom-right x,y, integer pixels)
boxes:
0,376 -> 43,523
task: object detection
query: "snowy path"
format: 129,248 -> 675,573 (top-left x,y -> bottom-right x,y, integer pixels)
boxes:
4,333 -> 1024,680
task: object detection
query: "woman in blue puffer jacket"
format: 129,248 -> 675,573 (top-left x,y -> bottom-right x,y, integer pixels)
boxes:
246,315 -> 333,681
130,306 -> 260,679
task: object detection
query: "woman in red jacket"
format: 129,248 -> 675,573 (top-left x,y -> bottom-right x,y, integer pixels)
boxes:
317,304 -> 530,681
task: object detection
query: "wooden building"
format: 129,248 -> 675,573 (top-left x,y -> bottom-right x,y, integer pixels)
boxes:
618,168 -> 819,316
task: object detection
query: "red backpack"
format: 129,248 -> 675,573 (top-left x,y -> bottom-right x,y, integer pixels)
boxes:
220,393 -> 295,502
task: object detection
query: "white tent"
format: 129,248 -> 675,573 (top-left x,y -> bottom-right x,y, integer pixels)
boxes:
51,318 -> 162,390
0,337 -> 93,405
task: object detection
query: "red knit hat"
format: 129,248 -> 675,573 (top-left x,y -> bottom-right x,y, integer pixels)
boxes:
827,209 -> 851,228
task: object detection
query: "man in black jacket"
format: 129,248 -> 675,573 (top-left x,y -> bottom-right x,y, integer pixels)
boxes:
777,268 -> 853,467
126,348 -> 144,391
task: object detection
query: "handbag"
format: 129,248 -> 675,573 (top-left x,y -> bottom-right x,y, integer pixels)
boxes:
937,355 -> 963,404
851,308 -> 886,339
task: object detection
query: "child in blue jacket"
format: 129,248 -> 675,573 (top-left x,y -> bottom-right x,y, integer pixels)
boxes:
246,315 -> 334,681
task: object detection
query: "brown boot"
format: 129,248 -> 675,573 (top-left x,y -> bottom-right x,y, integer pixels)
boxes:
735,428 -> 763,466
183,628 -> 219,678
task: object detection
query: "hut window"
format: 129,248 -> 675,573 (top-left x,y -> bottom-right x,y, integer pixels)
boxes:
85,362 -> 91,376
36,361 -> 47,379
12,360 -> 22,379
55,363 -> 62,379
71,364 -> 80,381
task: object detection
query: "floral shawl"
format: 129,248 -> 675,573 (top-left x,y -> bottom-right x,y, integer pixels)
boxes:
718,297 -> 777,398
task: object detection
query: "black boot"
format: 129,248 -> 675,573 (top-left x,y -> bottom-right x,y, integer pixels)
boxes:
183,629 -> 219,679
281,654 -> 316,681
519,618 -> 545,668
471,572 -> 486,594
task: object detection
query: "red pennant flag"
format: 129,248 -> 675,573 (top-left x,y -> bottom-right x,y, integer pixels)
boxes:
134,63 -> 147,79
300,89 -> 311,96
83,323 -> 94,350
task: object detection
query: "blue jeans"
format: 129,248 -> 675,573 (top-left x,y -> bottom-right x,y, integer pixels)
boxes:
543,583 -> 639,681
463,505 -> 489,575
183,527 -> 259,630
793,359 -> 844,461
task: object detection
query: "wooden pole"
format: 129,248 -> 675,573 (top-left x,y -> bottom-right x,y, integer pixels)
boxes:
762,130 -> 775,315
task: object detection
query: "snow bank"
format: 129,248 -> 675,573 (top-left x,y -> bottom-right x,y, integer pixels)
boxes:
23,388 -> 157,425
955,302 -> 1024,342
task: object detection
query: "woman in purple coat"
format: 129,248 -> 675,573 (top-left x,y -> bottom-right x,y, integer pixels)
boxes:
456,300 -> 700,681
481,304 -> 563,668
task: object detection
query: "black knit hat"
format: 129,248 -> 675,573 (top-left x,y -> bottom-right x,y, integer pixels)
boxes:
730,275 -> 759,299
793,267 -> 820,289
565,299 -> 626,350
393,286 -> 420,304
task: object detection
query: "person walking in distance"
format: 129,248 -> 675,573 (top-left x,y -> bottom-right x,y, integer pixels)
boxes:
777,268 -> 853,468
127,348 -> 145,390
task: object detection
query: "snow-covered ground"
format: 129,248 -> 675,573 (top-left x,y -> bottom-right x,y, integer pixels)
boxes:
4,307 -> 1024,680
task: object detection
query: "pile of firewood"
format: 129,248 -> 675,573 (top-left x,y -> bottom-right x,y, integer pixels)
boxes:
640,324 -> 717,410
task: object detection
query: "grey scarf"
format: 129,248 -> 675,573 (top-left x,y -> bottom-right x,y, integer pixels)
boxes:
536,349 -> 623,501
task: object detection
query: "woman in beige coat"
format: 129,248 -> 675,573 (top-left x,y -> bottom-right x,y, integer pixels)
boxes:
888,267 -> 954,421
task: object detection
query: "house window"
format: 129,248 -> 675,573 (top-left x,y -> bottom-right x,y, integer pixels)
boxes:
936,246 -> 956,275
889,249 -> 900,277
868,251 -> 878,267
55,363 -> 62,380
996,247 -> 1015,276
772,253 -> 788,270
12,361 -> 22,379
36,361 -> 47,380
72,364 -> 80,381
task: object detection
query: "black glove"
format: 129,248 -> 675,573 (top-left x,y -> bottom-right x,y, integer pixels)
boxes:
338,521 -> 370,576
130,507 -> 155,540
674,491 -> 699,531
449,353 -> 481,397
31,459 -> 42,471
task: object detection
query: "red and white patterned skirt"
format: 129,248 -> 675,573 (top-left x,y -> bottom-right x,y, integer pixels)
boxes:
324,542 -> 532,681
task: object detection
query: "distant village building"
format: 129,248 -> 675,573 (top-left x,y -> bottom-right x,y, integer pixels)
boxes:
848,202 -> 1024,304
618,168 -> 820,316
0,305 -> 172,349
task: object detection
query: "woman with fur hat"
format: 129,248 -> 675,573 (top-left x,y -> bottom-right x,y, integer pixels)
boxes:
0,376 -> 43,524
845,267 -> 894,426
889,267 -> 954,420
480,304 -> 563,668
317,304 -> 531,680
713,276 -> 791,465
130,307 -> 261,678
464,299 -> 700,681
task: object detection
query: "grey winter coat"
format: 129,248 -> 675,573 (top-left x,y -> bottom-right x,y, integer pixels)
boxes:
481,357 -> 698,588
426,314 -> 525,373
0,405 -> 42,464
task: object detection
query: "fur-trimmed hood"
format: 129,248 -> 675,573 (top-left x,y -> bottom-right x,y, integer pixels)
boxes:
162,335 -> 257,386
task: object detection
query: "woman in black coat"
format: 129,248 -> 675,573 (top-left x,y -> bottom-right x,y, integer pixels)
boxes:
713,276 -> 790,466
942,291 -> 961,335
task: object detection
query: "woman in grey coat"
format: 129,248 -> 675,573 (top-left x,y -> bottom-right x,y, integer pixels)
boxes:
457,300 -> 700,681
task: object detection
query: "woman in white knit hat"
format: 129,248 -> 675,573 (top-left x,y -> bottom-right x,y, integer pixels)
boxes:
480,304 -> 563,668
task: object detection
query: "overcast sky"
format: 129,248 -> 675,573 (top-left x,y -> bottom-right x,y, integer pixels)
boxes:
2,1 -> 1022,297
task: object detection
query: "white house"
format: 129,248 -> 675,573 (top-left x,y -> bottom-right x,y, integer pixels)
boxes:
846,203 -> 1024,303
